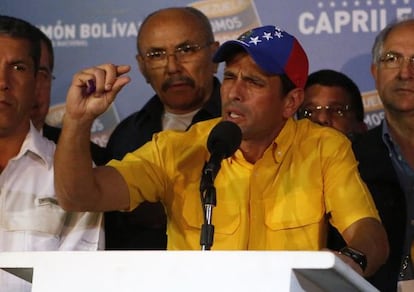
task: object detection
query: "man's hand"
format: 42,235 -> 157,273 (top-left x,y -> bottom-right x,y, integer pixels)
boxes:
65,63 -> 131,123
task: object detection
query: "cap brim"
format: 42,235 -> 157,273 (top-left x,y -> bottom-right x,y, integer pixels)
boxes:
212,40 -> 249,63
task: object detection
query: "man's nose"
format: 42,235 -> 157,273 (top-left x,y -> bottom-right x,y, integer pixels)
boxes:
0,67 -> 10,91
311,110 -> 332,127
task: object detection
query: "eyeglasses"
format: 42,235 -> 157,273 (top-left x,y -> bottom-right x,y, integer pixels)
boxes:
143,42 -> 213,69
378,52 -> 414,69
299,104 -> 352,118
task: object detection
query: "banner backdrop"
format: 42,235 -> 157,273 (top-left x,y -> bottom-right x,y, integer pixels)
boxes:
1,0 -> 413,145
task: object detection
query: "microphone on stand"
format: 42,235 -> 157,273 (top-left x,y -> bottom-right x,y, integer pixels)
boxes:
199,121 -> 242,250
200,121 -> 242,193
203,120 -> 242,179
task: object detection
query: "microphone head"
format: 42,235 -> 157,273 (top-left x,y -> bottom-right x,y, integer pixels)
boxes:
207,121 -> 242,159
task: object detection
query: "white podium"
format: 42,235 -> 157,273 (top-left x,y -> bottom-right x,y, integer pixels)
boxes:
0,251 -> 378,292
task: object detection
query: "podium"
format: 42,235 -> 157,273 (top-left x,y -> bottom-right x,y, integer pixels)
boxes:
0,251 -> 378,291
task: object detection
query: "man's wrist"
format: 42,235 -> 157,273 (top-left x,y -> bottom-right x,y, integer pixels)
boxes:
339,246 -> 367,272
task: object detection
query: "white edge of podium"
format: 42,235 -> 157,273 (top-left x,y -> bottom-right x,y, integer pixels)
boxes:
0,250 -> 379,292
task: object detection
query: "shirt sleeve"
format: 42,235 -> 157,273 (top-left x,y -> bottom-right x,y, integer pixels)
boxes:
107,135 -> 173,211
323,134 -> 380,233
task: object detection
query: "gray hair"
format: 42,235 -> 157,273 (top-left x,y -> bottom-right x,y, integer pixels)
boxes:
371,18 -> 414,64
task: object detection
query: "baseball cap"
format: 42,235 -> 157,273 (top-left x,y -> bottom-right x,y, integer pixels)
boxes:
213,25 -> 309,88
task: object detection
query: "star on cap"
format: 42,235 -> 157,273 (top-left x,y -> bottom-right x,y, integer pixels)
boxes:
249,35 -> 262,45
263,32 -> 273,40
274,27 -> 284,38
275,31 -> 283,38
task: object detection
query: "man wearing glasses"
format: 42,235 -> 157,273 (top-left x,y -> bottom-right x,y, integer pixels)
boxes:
352,18 -> 414,292
104,7 -> 221,250
297,69 -> 367,140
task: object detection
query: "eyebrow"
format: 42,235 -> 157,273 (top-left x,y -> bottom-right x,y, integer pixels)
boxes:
38,66 -> 51,72
9,58 -> 29,65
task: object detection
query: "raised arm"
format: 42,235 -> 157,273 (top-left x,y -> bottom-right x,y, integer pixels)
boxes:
54,64 -> 131,212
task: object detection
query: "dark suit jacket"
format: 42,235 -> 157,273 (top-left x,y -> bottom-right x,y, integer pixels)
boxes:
352,123 -> 406,292
104,77 -> 222,250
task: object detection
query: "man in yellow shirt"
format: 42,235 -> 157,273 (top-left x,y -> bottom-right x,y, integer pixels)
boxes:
54,25 -> 389,277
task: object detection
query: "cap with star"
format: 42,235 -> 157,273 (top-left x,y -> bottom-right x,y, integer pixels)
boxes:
213,25 -> 309,88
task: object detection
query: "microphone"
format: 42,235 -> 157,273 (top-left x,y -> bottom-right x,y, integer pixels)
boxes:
199,121 -> 242,250
204,121 -> 242,179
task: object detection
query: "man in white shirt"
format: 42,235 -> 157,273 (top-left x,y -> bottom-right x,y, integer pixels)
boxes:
0,15 -> 103,292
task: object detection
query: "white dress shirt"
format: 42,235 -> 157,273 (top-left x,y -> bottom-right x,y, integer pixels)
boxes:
0,123 -> 104,291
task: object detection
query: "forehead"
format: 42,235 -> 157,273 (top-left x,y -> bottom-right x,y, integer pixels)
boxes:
39,42 -> 52,64
383,21 -> 414,50
139,10 -> 206,48
0,35 -> 32,61
304,84 -> 351,105
225,51 -> 271,76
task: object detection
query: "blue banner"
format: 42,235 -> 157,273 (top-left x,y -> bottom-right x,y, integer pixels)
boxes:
1,0 -> 413,144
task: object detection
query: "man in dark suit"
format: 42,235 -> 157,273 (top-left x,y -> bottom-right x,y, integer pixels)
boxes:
104,7 -> 222,250
352,18 -> 414,292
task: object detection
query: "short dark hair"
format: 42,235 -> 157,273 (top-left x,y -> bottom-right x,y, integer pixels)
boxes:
304,69 -> 364,122
0,15 -> 41,72
35,26 -> 54,72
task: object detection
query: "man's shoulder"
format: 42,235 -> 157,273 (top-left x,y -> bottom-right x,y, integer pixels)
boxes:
105,96 -> 164,160
353,125 -> 382,146
152,118 -> 220,149
43,123 -> 61,144
352,124 -> 384,158
351,124 -> 394,179
111,96 -> 163,134
159,118 -> 220,139
25,125 -> 56,166
295,118 -> 349,143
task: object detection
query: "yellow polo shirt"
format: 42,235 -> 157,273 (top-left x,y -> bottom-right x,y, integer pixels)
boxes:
108,117 -> 379,250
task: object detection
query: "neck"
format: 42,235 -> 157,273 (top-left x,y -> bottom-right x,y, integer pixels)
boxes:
240,129 -> 281,164
239,121 -> 285,164
239,141 -> 269,164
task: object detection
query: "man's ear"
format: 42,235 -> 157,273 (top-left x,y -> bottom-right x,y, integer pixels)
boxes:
370,63 -> 377,79
370,62 -> 381,92
283,88 -> 304,119
136,53 -> 150,83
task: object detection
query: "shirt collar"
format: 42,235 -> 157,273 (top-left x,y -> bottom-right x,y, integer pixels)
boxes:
381,119 -> 398,158
273,118 -> 296,163
226,117 -> 295,165
16,122 -> 54,169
